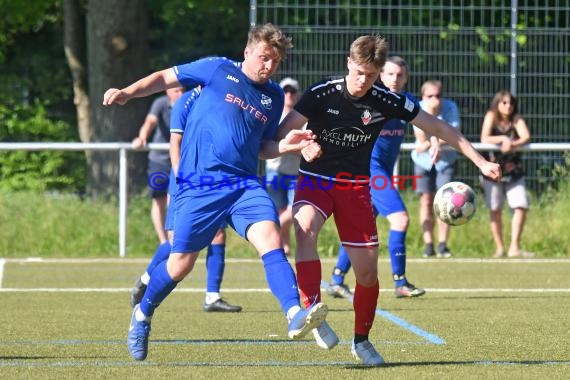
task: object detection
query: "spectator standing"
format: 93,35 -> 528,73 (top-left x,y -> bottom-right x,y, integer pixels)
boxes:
480,90 -> 534,258
412,80 -> 461,258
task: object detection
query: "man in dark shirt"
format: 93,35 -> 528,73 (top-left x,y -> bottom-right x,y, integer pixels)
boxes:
278,35 -> 501,366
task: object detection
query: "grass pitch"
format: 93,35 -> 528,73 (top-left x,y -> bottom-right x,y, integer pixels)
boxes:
0,258 -> 569,379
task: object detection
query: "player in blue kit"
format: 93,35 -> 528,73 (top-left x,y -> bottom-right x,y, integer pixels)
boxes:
104,23 -> 328,361
130,87 -> 242,313
327,56 -> 426,300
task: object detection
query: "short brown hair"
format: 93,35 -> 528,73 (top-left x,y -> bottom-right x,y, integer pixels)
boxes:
247,23 -> 293,60
349,35 -> 389,69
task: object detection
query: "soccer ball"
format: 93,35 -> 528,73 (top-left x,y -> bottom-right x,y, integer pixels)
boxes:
433,181 -> 476,226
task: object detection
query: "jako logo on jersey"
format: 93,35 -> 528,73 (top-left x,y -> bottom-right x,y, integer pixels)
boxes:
327,108 -> 339,115
260,94 -> 272,110
226,74 -> 240,83
224,93 -> 269,124
361,109 -> 372,125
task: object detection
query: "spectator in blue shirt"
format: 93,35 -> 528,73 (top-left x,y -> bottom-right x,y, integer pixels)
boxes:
411,80 -> 461,258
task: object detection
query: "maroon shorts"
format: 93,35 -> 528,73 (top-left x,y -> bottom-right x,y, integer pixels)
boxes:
293,175 -> 378,248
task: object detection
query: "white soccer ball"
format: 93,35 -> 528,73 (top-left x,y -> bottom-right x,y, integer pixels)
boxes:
433,181 -> 476,226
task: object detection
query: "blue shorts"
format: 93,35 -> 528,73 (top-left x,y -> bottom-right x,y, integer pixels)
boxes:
164,170 -> 177,231
172,184 -> 278,253
369,165 -> 406,217
265,168 -> 297,209
166,171 -> 228,233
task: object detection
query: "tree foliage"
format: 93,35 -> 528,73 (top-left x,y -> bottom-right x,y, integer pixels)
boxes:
0,0 -> 248,194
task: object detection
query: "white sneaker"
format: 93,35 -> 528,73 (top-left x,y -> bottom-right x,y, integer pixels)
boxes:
351,340 -> 385,366
312,320 -> 339,349
288,303 -> 328,339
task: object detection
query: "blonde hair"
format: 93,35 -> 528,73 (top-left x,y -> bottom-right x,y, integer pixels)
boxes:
420,79 -> 442,96
349,35 -> 389,69
247,23 -> 293,60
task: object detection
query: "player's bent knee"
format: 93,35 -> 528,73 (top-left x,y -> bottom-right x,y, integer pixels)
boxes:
167,253 -> 198,280
355,272 -> 379,287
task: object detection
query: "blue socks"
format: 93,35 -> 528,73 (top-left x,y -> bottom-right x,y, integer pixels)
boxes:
145,241 -> 171,277
262,249 -> 300,313
206,244 -> 225,293
331,246 -> 352,285
140,260 -> 178,317
388,229 -> 407,287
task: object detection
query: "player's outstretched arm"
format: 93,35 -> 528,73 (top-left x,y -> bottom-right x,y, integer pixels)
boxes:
259,129 -> 317,160
103,68 -> 180,106
276,109 -> 308,140
413,109 -> 501,181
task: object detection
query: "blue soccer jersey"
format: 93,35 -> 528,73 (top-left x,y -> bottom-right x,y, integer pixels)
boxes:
169,87 -> 202,135
165,87 -> 201,232
169,57 -> 283,252
371,92 -> 418,172
369,92 -> 419,217
173,57 -> 284,185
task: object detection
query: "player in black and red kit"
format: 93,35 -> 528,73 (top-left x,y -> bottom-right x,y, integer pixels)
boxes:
277,35 -> 501,366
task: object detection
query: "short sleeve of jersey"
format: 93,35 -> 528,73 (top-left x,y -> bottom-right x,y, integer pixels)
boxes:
173,57 -> 233,90
443,99 -> 461,129
383,89 -> 420,122
293,78 -> 330,120
148,96 -> 168,118
170,87 -> 201,134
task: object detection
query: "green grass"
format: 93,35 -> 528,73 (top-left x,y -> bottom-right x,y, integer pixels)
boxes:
0,258 -> 568,379
1,187 -> 569,258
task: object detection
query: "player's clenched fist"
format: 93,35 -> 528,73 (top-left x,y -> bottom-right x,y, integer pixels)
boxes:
301,142 -> 322,162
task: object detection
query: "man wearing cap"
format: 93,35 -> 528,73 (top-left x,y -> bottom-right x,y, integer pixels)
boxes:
265,77 -> 302,255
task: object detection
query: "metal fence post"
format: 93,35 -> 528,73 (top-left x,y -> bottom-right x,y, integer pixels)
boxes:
510,0 -> 518,95
119,147 -> 128,258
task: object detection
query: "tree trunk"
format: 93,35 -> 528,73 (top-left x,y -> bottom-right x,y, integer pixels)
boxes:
86,0 -> 150,197
63,0 -> 91,144
63,0 -> 95,195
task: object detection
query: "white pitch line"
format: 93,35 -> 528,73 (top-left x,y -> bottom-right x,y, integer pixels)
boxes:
1,287 -> 570,293
0,258 -> 5,288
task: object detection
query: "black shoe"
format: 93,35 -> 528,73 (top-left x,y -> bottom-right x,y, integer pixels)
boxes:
130,278 -> 147,308
203,298 -> 242,313
422,244 -> 435,258
437,244 -> 453,258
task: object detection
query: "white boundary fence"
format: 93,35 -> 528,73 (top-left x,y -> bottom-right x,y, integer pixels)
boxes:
1,142 -> 569,257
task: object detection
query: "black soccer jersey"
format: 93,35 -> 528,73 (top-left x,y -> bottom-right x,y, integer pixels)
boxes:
295,76 -> 420,182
